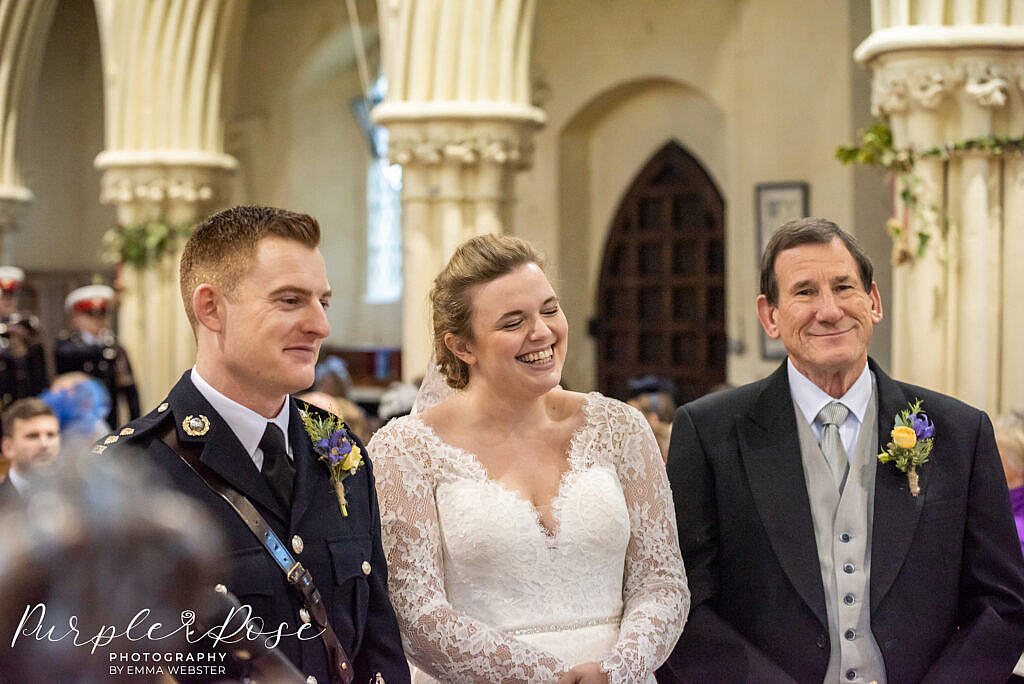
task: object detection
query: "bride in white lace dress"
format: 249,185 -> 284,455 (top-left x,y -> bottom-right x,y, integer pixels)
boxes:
368,235 -> 689,683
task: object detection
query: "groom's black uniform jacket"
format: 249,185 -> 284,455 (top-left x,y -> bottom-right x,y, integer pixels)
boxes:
660,359 -> 1024,683
104,372 -> 410,683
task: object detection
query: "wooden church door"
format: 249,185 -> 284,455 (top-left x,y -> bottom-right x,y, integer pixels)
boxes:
595,141 -> 726,404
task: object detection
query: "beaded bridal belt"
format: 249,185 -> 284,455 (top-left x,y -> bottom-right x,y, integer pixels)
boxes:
501,615 -> 621,637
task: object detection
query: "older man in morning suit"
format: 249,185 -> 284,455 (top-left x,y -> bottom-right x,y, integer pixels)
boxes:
659,218 -> 1024,683
102,206 -> 409,683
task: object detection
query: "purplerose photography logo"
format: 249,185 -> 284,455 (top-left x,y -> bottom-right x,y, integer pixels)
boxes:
10,600 -> 325,677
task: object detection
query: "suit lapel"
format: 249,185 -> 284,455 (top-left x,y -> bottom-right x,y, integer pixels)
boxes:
869,359 -> 923,612
739,362 -> 828,628
289,398 -> 319,528
167,374 -> 286,521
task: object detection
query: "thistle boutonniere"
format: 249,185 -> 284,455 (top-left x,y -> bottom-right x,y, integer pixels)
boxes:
301,406 -> 364,517
878,398 -> 934,497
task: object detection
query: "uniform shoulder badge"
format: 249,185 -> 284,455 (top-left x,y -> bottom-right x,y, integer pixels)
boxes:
182,414 -> 211,437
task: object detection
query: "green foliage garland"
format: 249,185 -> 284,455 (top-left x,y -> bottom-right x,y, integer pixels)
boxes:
836,121 -> 1024,265
102,220 -> 193,269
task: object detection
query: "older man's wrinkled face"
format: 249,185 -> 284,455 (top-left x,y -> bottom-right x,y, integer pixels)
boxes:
757,238 -> 883,383
2,415 -> 60,476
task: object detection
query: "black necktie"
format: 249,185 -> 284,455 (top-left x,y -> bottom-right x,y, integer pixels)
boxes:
260,422 -> 294,508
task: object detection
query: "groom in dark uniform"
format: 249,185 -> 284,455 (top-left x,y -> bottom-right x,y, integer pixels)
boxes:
660,218 -> 1024,682
103,206 -> 409,683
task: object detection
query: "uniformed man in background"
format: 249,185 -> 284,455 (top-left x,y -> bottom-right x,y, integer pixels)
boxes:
0,266 -> 48,416
54,284 -> 139,430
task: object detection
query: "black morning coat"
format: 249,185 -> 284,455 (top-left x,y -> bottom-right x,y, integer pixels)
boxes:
659,358 -> 1024,684
102,372 -> 410,684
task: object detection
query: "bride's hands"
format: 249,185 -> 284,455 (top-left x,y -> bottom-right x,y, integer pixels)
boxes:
556,662 -> 609,684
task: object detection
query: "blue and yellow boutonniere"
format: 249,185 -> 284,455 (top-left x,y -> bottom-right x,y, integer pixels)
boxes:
878,398 -> 934,497
301,407 -> 364,516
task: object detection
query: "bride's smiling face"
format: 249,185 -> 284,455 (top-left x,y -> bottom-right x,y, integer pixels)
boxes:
451,263 -> 568,396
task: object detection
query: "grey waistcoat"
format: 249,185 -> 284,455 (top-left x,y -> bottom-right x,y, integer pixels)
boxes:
794,379 -> 886,683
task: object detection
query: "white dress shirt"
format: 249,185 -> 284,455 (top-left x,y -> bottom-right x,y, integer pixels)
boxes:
7,467 -> 30,494
788,359 -> 873,462
190,367 -> 291,471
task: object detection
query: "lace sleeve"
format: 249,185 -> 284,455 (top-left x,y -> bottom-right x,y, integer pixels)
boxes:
600,402 -> 690,683
368,421 -> 570,683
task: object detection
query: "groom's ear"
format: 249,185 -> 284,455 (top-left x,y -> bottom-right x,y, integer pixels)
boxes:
192,283 -> 224,334
444,332 -> 476,367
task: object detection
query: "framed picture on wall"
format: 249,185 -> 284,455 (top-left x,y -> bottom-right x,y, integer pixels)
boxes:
755,181 -> 810,360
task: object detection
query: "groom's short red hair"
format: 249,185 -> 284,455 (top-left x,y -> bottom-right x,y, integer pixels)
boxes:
179,205 -> 320,331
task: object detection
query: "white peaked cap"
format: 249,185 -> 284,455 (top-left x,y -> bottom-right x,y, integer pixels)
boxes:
0,266 -> 25,286
66,284 -> 115,311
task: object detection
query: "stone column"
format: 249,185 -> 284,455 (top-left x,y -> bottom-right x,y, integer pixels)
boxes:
93,0 -> 247,408
373,0 -> 546,380
857,1 -> 1024,414
0,0 -> 59,262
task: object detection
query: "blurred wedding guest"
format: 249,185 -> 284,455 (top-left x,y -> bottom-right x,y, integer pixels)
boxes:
369,234 -> 688,683
54,284 -> 139,430
627,376 -> 677,463
0,398 -> 60,503
378,380 -> 418,424
0,453 -> 222,683
996,411 -> 1024,556
304,356 -> 369,442
40,372 -> 112,449
0,266 -> 48,415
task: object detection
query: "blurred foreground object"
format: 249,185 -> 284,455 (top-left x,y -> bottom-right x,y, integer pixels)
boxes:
0,452 -> 222,682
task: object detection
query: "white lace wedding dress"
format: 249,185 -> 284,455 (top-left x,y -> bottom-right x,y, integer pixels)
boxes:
369,392 -> 690,683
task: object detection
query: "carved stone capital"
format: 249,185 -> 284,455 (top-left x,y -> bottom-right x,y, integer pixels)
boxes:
871,72 -> 909,116
385,120 -> 537,170
870,58 -> 966,115
868,54 -> 1024,115
962,59 -> 1012,108
95,156 -> 235,226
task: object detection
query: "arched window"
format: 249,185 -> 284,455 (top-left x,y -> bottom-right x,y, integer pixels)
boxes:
357,76 -> 402,303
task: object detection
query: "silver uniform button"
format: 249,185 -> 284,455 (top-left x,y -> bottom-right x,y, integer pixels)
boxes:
299,607 -> 311,624
306,677 -> 317,684
214,584 -> 227,594
292,535 -> 304,554
362,561 -> 372,576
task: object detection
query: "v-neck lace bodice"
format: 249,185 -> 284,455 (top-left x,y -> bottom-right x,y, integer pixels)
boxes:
369,393 -> 689,683
413,393 -> 592,538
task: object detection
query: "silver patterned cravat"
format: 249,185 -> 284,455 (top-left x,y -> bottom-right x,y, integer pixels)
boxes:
817,401 -> 850,491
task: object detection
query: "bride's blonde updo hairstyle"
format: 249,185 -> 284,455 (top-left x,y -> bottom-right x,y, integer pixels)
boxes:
430,234 -> 545,389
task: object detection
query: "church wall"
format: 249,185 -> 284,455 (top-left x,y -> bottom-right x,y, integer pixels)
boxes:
523,0 -> 889,393
227,0 -> 401,351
